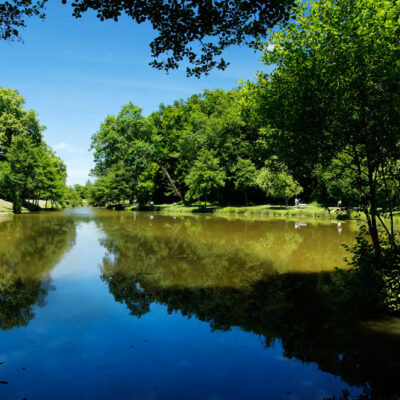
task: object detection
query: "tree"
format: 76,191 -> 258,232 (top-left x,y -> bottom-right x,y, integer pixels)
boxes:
73,184 -> 85,199
0,135 -> 68,213
0,86 -> 43,160
233,158 -> 256,205
149,89 -> 249,203
0,89 -> 67,213
90,103 -> 153,205
185,150 -> 225,206
89,164 -> 134,206
0,135 -> 37,213
1,0 -> 294,76
256,157 -> 302,207
253,0 -> 400,256
65,186 -> 83,207
34,143 -> 67,208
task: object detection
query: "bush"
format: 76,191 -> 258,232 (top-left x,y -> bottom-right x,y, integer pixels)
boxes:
340,227 -> 400,313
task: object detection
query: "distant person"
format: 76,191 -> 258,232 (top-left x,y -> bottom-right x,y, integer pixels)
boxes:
295,197 -> 300,207
337,199 -> 342,211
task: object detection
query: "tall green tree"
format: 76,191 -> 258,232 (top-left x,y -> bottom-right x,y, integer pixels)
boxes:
0,135 -> 67,213
90,103 -> 154,204
233,158 -> 257,205
185,150 -> 226,206
0,135 -> 37,213
256,157 -> 302,207
0,86 -> 43,160
253,0 -> 400,255
0,87 -> 68,213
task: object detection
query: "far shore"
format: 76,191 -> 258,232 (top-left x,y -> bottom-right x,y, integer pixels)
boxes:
112,203 -> 359,220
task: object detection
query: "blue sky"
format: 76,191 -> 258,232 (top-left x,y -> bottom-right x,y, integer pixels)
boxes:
0,2 -> 268,185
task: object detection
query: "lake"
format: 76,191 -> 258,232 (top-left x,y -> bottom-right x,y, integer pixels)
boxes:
0,208 -> 399,400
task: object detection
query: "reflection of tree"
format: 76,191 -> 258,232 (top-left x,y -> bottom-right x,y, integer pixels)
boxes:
98,221 -> 276,289
102,270 -> 400,400
96,214 -> 399,400
105,273 -> 151,318
96,214 -> 356,289
0,266 -> 50,330
0,215 -> 76,329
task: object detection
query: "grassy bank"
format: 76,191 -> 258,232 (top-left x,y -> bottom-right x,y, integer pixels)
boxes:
0,199 -> 17,214
0,198 -> 65,214
123,203 -> 358,220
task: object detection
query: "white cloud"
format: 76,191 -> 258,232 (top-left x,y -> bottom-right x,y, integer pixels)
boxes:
52,142 -> 83,153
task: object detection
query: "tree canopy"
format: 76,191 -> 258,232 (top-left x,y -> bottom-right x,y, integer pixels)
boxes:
246,0 -> 400,255
1,0 -> 295,76
0,0 -> 46,41
0,86 -> 72,213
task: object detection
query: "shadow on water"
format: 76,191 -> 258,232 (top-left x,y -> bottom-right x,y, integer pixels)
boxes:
94,213 -> 400,400
102,271 -> 400,399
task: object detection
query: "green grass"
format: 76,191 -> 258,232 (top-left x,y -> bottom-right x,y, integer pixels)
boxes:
0,199 -> 14,214
0,198 -> 64,214
124,203 -> 357,220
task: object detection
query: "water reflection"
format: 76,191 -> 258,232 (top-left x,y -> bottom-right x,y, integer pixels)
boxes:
0,214 -> 76,329
95,213 -> 400,399
0,210 -> 398,399
96,213 -> 356,289
102,271 -> 400,399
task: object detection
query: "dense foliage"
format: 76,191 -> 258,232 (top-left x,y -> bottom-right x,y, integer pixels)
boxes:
87,0 -> 400,312
244,0 -> 400,311
0,86 -> 76,213
88,89 -> 302,208
247,0 -> 400,257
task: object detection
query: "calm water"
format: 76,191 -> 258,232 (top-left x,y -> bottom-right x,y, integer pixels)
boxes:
0,208 -> 399,400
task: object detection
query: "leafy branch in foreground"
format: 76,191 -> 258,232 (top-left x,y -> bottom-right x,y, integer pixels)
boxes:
1,0 -> 295,76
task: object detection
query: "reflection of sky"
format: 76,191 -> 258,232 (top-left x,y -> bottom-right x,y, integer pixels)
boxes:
0,216 -> 359,400
51,221 -> 105,279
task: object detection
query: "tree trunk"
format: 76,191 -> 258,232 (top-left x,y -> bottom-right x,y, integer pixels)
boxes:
13,192 -> 22,214
244,188 -> 248,206
369,201 -> 381,258
367,165 -> 381,259
158,164 -> 185,203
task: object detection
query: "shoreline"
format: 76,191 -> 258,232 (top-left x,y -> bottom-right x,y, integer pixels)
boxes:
119,204 -> 358,220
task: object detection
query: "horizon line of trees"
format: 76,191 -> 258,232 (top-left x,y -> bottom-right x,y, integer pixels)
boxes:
87,90 -> 304,209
